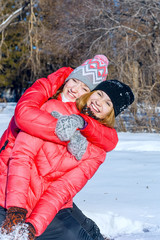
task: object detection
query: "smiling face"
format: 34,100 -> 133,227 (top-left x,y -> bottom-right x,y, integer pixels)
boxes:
87,90 -> 113,119
62,78 -> 90,102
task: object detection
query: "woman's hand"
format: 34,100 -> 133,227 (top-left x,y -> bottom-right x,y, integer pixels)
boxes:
19,223 -> 36,240
1,207 -> 27,234
0,222 -> 36,240
51,111 -> 85,141
67,131 -> 88,160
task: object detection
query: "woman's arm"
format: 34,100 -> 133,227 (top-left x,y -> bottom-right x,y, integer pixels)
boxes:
41,100 -> 118,152
25,144 -> 106,236
40,99 -> 118,153
15,67 -> 118,152
14,67 -> 73,142
80,113 -> 118,152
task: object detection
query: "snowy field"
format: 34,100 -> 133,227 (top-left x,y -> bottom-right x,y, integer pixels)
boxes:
0,103 -> 160,240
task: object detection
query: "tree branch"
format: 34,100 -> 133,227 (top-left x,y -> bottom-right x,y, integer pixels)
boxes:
0,1 -> 30,33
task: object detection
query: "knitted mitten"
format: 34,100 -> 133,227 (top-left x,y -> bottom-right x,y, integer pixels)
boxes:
51,111 -> 85,141
1,207 -> 27,234
27,223 -> 36,240
3,222 -> 37,240
19,222 -> 36,240
67,131 -> 88,160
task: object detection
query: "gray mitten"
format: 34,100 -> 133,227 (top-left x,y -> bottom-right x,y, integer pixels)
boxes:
51,111 -> 85,141
67,131 -> 88,160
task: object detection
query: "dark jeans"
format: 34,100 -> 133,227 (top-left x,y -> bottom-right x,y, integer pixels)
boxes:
0,204 -> 104,240
37,207 -> 93,240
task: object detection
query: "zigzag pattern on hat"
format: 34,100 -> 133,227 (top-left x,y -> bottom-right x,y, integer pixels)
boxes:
74,60 -> 108,84
83,58 -> 108,68
83,59 -> 108,77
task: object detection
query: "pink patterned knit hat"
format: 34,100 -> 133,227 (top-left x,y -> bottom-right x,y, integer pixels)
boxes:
65,54 -> 109,90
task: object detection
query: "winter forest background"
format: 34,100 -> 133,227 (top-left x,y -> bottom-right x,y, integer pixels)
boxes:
0,0 -> 160,133
0,1 -> 160,240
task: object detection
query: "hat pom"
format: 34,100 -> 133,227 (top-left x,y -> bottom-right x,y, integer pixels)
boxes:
94,55 -> 109,67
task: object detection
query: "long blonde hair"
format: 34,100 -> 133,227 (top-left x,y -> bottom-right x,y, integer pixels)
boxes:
76,91 -> 115,128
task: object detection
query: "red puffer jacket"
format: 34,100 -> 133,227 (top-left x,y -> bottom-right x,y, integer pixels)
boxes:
5,100 -> 107,236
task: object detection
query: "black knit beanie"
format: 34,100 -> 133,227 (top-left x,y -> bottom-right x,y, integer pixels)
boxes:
93,79 -> 134,117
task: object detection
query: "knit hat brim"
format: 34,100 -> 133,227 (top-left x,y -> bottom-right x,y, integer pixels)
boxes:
65,68 -> 105,90
65,55 -> 109,90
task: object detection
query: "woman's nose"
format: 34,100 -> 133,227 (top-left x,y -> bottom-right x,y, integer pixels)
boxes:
95,100 -> 101,107
71,85 -> 79,92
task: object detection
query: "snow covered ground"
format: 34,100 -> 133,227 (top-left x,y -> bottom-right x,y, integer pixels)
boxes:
0,103 -> 160,240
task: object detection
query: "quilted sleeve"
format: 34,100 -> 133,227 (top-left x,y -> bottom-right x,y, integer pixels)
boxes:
6,131 -> 43,209
14,67 -> 73,142
79,113 -> 118,152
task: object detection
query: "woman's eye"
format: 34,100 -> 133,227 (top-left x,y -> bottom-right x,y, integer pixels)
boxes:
106,102 -> 110,106
73,79 -> 77,82
83,88 -> 88,92
98,92 -> 102,96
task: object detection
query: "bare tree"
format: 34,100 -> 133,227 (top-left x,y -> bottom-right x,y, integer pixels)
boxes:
0,0 -> 40,100
0,1 -> 30,33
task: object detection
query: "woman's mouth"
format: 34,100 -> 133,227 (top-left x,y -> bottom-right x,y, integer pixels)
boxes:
68,90 -> 76,99
90,103 -> 100,113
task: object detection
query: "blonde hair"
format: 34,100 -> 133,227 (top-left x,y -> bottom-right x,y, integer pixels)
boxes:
76,91 -> 115,128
